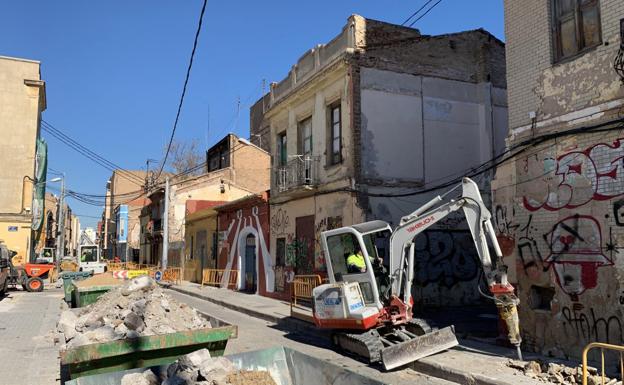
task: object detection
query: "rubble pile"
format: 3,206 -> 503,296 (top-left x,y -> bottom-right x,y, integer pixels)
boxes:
120,349 -> 277,385
508,360 -> 621,385
58,276 -> 211,348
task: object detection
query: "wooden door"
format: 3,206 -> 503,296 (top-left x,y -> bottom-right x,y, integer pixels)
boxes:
295,215 -> 315,274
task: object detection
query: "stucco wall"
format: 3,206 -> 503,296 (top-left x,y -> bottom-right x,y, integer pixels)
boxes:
495,0 -> 624,360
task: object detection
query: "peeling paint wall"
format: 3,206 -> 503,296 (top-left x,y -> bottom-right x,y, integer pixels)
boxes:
497,0 -> 624,360
360,68 -> 508,306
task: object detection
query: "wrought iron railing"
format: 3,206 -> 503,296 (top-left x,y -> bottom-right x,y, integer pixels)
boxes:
275,156 -> 320,192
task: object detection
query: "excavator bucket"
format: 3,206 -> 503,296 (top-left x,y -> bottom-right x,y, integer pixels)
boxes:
380,326 -> 458,370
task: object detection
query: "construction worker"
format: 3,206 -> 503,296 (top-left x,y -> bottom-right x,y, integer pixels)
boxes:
347,247 -> 368,273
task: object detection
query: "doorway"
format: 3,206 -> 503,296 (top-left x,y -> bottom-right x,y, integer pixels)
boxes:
244,234 -> 257,292
295,215 -> 315,274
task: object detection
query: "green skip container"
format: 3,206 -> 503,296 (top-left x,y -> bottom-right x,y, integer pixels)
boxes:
64,346 -> 385,385
60,271 -> 93,304
60,312 -> 238,383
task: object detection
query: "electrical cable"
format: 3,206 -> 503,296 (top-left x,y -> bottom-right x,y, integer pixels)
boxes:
408,0 -> 444,27
401,0 -> 436,26
157,0 -> 208,179
41,121 -> 145,186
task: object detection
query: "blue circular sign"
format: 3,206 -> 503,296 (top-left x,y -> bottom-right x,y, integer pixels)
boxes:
154,270 -> 163,281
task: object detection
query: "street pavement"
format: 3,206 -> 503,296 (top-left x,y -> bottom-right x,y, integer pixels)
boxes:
0,287 -> 63,385
167,289 -> 460,385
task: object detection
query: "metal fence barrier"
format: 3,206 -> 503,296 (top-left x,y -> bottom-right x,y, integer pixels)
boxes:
291,274 -> 322,309
201,269 -> 239,289
582,342 -> 624,385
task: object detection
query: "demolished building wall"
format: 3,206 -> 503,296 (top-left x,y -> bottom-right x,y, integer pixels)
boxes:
493,0 -> 624,359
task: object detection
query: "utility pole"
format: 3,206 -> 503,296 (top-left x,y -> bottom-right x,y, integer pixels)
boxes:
162,176 -> 169,269
55,174 -> 65,274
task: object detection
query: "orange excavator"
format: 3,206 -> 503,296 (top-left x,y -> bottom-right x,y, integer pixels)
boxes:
312,178 -> 522,370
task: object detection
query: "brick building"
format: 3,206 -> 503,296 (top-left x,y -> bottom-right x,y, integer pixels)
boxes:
492,0 -> 624,359
251,14 -> 508,305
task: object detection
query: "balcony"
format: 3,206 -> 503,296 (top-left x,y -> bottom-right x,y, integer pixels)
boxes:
275,156 -> 320,193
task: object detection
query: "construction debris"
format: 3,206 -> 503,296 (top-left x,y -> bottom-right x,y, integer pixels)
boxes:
120,349 -> 277,385
58,276 -> 211,348
507,359 -> 621,385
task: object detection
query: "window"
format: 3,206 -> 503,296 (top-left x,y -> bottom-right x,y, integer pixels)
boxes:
552,0 -> 601,62
326,233 -> 364,279
299,117 -> 312,156
276,238 -> 286,266
328,104 -> 342,165
207,137 -> 231,172
277,133 -> 287,166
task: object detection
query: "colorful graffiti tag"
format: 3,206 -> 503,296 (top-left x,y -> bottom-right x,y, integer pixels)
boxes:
524,139 -> 624,211
544,215 -> 613,298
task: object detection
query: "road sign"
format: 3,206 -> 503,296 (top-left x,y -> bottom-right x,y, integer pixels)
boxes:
154,270 -> 163,281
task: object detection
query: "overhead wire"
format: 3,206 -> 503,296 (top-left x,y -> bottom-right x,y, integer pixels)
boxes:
408,0 -> 444,27
157,0 -> 209,180
401,0 -> 437,26
41,120 -> 145,186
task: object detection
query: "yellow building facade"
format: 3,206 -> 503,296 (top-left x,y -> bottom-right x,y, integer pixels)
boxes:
0,56 -> 46,260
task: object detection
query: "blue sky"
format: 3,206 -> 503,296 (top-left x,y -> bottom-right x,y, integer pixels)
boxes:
1,1 -> 504,228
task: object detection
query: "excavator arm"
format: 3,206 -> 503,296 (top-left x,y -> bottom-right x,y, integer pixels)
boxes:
388,178 -> 521,355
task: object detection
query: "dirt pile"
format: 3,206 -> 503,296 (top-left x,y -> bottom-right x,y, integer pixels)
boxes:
507,360 -> 621,385
58,276 -> 211,348
121,349 -> 277,385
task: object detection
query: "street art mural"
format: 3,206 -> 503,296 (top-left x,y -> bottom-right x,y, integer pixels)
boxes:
492,136 -> 624,356
219,205 -> 275,294
413,230 -> 480,288
523,138 -> 624,211
544,215 -> 613,298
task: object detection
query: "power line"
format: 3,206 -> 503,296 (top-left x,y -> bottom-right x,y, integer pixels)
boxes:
41,120 -> 145,186
157,0 -> 209,179
408,0 -> 443,27
402,0 -> 436,26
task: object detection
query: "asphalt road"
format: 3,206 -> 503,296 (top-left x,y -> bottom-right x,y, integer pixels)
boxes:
0,287 -> 63,385
167,289 -> 459,385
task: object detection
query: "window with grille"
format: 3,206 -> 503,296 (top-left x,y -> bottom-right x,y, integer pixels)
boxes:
552,0 -> 601,62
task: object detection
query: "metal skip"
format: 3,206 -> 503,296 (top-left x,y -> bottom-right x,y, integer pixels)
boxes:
380,326 -> 458,371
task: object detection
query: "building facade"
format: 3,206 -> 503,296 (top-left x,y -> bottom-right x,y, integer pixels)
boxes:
215,192 -> 286,299
253,15 -> 508,305
102,170 -> 149,260
492,0 -> 624,359
183,200 -> 223,282
140,134 -> 270,271
0,55 -> 46,261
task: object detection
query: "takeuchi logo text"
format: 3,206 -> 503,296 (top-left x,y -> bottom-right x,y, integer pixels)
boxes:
407,216 -> 435,232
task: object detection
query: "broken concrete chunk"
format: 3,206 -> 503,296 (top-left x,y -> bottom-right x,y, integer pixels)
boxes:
57,310 -> 78,340
122,276 -> 154,296
66,332 -> 91,348
124,311 -> 145,331
178,348 -> 212,368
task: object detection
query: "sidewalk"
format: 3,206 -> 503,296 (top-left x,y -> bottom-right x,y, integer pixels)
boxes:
169,281 -> 572,385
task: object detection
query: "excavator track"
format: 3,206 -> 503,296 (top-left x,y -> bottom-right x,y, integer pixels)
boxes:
333,329 -> 385,364
332,319 -> 458,370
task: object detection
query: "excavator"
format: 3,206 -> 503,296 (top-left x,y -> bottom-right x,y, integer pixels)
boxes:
312,177 -> 522,370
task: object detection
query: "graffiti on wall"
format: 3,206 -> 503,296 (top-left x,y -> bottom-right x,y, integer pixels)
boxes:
270,208 -> 290,235
314,216 -> 342,270
413,230 -> 480,288
544,215 -> 613,298
524,139 -> 624,211
562,306 -> 623,344
284,235 -> 313,274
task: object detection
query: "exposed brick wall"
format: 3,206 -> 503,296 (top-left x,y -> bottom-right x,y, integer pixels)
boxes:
494,0 -> 624,361
249,94 -> 272,153
505,0 -> 624,131
357,26 -> 506,88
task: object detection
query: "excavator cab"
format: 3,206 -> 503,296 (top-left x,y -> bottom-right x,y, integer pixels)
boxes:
313,178 -> 521,370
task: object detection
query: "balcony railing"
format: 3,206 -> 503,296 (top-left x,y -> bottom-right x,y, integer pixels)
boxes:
275,156 -> 320,192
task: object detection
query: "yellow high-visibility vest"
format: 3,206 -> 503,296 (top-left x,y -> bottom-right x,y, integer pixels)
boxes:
347,253 -> 366,270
